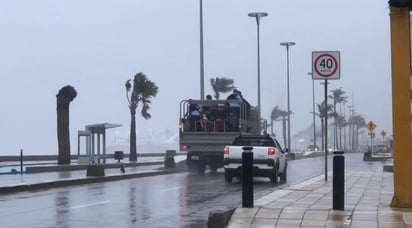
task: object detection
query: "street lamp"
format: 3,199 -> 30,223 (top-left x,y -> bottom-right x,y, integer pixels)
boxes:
199,0 -> 205,101
280,41 -> 295,152
248,12 -> 268,133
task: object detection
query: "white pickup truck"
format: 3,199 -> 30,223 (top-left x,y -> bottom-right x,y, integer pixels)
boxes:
223,134 -> 287,183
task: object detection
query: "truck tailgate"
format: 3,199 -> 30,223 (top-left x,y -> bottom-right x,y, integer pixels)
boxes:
226,146 -> 269,160
180,132 -> 239,153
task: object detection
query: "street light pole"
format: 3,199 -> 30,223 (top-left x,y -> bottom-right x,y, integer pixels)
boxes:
308,72 -> 316,148
280,42 -> 295,152
248,12 -> 268,133
199,0 -> 205,101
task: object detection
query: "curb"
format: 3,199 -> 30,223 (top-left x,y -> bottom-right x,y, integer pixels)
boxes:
25,161 -> 164,173
0,168 -> 186,195
206,174 -> 325,227
207,208 -> 236,228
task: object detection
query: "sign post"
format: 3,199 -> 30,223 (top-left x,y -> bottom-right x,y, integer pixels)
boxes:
312,51 -> 341,182
366,121 -> 377,152
380,130 -> 387,143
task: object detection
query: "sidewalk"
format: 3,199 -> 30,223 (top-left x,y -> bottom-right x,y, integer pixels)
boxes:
227,170 -> 412,227
0,156 -> 186,194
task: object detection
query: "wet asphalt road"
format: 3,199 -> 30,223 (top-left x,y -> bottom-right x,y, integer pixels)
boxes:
0,153 -> 382,227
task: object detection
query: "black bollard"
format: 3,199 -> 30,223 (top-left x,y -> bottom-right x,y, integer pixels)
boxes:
333,150 -> 345,210
242,146 -> 254,208
20,149 -> 23,174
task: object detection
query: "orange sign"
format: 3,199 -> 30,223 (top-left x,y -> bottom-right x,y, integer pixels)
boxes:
366,121 -> 377,131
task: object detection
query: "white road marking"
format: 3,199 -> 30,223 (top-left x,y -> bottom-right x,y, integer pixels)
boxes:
71,200 -> 111,209
160,187 -> 181,192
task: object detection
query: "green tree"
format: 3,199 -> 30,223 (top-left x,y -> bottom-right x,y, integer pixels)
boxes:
56,85 -> 77,165
335,114 -> 347,150
316,101 -> 333,152
210,77 -> 235,99
125,72 -> 158,161
279,110 -> 289,149
328,88 -> 347,150
350,114 -> 366,151
270,106 -> 283,137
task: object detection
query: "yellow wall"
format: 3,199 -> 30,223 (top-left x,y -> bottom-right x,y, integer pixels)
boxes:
390,6 -> 412,208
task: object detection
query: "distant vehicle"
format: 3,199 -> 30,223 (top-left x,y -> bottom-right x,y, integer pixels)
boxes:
373,144 -> 391,154
223,134 -> 287,183
306,144 -> 319,152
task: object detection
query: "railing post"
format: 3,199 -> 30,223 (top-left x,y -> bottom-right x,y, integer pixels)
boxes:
20,149 -> 23,174
242,146 -> 254,208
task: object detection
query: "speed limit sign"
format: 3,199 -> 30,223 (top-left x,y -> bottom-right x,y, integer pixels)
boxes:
312,51 -> 340,80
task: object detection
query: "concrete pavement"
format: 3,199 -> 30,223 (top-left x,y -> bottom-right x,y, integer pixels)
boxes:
226,169 -> 412,227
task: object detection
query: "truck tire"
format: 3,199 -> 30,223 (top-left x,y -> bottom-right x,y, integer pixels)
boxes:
210,162 -> 219,173
279,164 -> 287,182
188,163 -> 198,173
224,169 -> 233,183
270,166 -> 278,184
197,163 -> 206,174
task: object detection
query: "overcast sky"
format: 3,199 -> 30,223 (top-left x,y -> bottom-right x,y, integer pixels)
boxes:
0,0 -> 392,155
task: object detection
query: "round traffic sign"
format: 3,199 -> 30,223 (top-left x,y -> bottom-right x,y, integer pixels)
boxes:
312,51 -> 340,80
314,54 -> 338,77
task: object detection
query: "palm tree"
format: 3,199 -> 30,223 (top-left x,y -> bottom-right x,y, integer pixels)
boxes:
279,110 -> 289,149
210,77 -> 235,99
270,106 -> 282,137
351,114 -> 366,151
335,114 -> 347,150
329,88 -> 347,150
125,72 -> 158,162
316,101 -> 333,152
56,85 -> 77,165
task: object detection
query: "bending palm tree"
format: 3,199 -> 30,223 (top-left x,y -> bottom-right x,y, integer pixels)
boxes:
335,115 -> 346,150
351,114 -> 366,151
210,77 -> 235,99
270,106 -> 282,137
328,88 -> 347,150
316,101 -> 333,152
125,73 -> 158,162
56,85 -> 77,165
279,110 -> 289,149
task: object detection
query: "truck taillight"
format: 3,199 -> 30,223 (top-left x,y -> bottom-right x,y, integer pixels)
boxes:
224,147 -> 229,155
181,144 -> 189,151
268,148 -> 275,155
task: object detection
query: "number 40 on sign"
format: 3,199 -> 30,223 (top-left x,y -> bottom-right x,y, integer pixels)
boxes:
312,51 -> 341,80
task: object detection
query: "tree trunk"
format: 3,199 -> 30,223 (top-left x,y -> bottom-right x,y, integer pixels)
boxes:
348,123 -> 352,150
215,92 -> 220,100
282,118 -> 287,149
321,118 -> 325,152
57,101 -> 71,165
270,120 -> 274,136
355,127 -> 359,151
334,119 -> 338,150
129,108 -> 137,161
352,124 -> 356,151
339,126 -> 343,150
